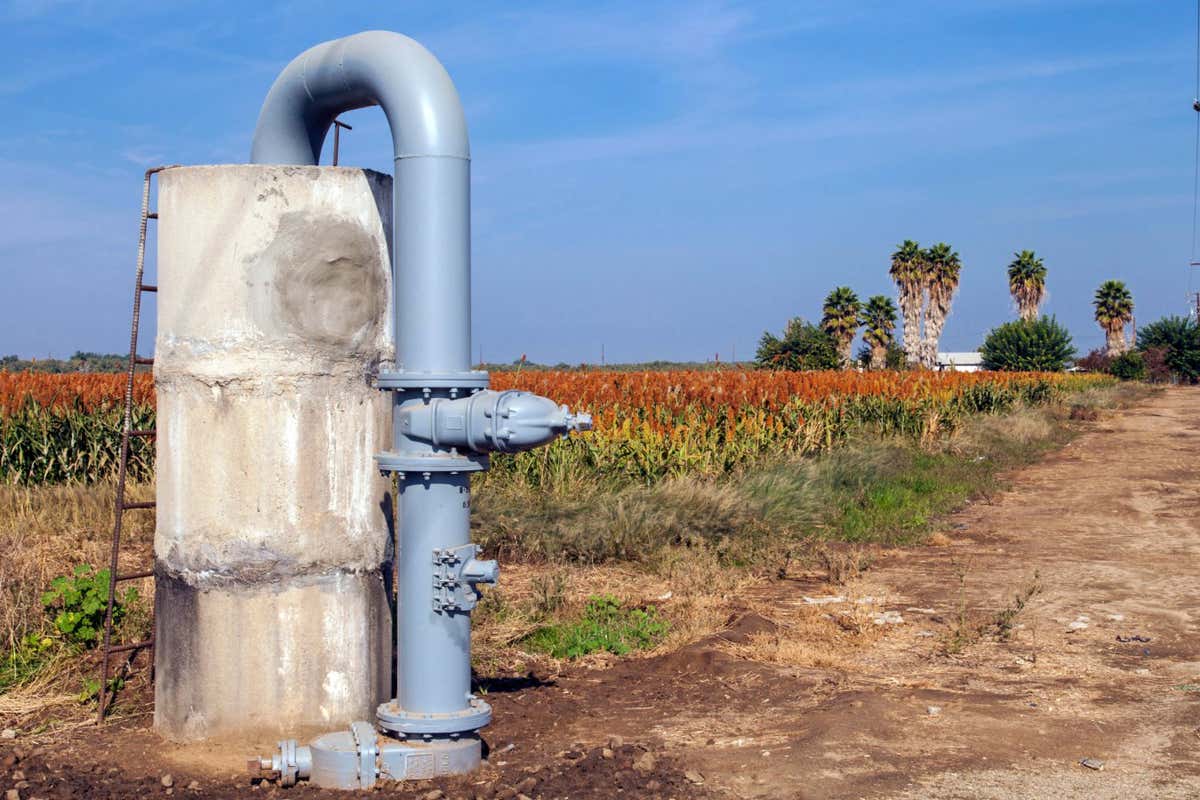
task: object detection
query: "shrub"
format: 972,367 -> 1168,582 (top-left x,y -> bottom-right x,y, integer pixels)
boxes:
1137,316 -> 1200,383
980,317 -> 1075,372
1074,348 -> 1110,373
520,595 -> 669,658
40,564 -> 137,648
755,318 -> 841,371
1140,346 -> 1173,383
1107,351 -> 1147,381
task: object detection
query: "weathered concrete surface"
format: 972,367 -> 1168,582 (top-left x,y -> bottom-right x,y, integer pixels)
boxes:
153,165 -> 394,740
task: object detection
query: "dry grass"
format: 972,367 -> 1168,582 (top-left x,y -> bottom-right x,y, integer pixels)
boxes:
0,480 -> 156,656
721,590 -> 889,671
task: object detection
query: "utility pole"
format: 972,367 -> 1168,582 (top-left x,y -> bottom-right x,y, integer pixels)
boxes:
601,343 -> 605,367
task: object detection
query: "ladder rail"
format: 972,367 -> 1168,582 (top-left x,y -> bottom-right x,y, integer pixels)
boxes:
97,164 -> 174,723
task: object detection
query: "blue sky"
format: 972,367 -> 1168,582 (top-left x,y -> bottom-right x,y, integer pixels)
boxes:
1,0 -> 1195,363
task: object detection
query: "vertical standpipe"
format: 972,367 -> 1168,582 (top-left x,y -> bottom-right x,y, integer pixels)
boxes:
249,31 -> 590,787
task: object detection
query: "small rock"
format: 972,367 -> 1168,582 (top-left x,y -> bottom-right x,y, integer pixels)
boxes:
166,790 -> 174,797
607,734 -> 624,749
514,778 -> 537,794
684,770 -> 705,785
12,772 -> 24,781
161,774 -> 174,788
632,751 -> 656,773
517,795 -> 533,800
872,611 -> 905,625
421,791 -> 443,800
600,748 -> 614,759
1080,758 -> 1105,771
1107,613 -> 1125,622
646,779 -> 662,790
187,782 -> 200,791
1067,621 -> 1089,631
926,705 -> 943,717
0,729 -> 16,740
6,789 -> 19,800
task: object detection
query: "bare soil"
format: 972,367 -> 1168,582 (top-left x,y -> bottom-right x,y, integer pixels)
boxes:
3,387 -> 1199,799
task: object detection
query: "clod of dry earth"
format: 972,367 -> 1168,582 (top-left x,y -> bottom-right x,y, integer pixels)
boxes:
3,387 -> 1200,799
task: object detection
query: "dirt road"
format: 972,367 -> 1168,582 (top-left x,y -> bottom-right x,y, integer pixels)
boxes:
483,386 -> 1200,798
3,388 -> 1198,798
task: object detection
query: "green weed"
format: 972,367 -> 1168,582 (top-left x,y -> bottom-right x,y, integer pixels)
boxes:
521,595 -> 669,659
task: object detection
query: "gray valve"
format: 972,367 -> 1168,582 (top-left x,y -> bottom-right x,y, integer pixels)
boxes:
397,389 -> 593,454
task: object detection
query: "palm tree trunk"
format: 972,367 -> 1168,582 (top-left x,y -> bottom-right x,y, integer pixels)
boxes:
898,283 -> 922,367
923,291 -> 951,369
1019,302 -> 1037,323
1105,324 -> 1126,357
839,336 -> 854,369
870,344 -> 886,370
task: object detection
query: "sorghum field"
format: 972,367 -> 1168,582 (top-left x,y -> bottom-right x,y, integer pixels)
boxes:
0,369 -> 1111,486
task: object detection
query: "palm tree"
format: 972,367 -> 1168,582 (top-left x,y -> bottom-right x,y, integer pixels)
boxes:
859,295 -> 898,369
1007,250 -> 1047,322
1094,280 -> 1134,356
920,243 -> 962,368
889,240 -> 926,367
821,286 -> 861,368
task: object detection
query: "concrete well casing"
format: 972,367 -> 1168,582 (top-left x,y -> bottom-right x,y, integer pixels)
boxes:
153,165 -> 394,741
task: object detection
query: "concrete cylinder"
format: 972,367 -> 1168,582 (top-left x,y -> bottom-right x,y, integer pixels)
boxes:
153,165 -> 395,741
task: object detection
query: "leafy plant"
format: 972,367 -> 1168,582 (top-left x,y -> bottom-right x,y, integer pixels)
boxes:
1137,316 -> 1200,383
78,674 -> 125,704
1074,348 -> 1110,373
40,564 -> 137,648
1,632 -> 55,691
755,318 -> 841,371
980,317 -> 1075,372
1107,351 -> 1147,382
521,595 -> 669,659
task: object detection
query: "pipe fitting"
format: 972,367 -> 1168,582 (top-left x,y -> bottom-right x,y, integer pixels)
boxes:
398,389 -> 592,454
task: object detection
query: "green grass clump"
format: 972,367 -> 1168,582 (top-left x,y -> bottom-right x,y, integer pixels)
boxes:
521,595 -> 669,659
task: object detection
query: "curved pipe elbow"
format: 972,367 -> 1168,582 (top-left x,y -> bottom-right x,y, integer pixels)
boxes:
250,30 -> 469,165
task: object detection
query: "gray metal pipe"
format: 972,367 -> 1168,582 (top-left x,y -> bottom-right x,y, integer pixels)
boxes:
248,30 -> 590,788
251,29 -> 472,372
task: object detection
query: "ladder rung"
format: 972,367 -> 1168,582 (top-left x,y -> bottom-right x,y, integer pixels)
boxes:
147,212 -> 159,220
105,639 -> 154,655
140,284 -> 157,293
134,356 -> 154,366
121,501 -> 156,510
129,429 -> 156,437
116,569 -> 154,581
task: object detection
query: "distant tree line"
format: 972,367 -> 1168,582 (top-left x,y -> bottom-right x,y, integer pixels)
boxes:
0,352 -> 139,373
754,239 -> 1196,380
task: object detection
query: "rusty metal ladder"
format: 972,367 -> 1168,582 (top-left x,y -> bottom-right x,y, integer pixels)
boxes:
97,165 -> 175,723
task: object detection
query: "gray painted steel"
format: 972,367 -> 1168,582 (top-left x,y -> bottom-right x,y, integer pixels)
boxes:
249,30 -> 590,788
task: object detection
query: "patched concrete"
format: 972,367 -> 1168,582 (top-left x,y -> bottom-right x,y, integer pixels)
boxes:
153,165 -> 394,740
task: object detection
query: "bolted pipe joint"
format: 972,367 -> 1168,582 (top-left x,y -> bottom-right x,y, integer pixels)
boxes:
398,389 -> 592,454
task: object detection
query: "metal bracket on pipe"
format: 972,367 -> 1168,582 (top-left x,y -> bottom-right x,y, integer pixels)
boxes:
432,544 -> 498,613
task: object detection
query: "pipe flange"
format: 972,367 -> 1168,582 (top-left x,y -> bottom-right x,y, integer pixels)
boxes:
375,452 -> 488,474
376,696 -> 492,735
376,370 -> 490,392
